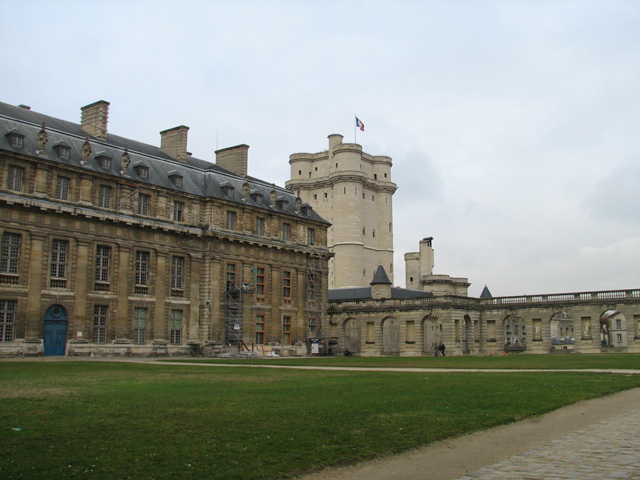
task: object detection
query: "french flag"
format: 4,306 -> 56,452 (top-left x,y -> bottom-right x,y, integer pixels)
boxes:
355,117 -> 365,131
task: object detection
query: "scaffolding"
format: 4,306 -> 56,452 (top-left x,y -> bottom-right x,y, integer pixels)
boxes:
224,265 -> 254,351
306,254 -> 333,355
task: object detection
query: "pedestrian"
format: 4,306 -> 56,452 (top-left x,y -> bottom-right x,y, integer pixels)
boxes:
439,342 -> 446,356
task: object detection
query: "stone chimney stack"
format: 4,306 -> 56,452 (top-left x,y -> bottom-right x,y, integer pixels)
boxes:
81,100 -> 110,140
160,126 -> 190,162
216,144 -> 249,177
328,133 -> 343,150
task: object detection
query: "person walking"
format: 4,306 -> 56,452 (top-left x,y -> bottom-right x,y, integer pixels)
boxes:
438,342 -> 446,356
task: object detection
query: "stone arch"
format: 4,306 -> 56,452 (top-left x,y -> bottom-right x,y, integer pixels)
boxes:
342,317 -> 361,355
550,311 -> 575,346
421,314 -> 440,354
504,314 -> 526,352
381,316 -> 400,355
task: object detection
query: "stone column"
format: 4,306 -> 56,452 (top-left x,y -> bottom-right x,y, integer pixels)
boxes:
155,253 -> 167,339
74,239 -> 92,338
188,252 -> 201,340
116,243 -> 131,339
26,233 -> 46,339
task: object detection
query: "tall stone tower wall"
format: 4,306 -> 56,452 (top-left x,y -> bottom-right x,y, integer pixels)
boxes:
286,134 -> 397,288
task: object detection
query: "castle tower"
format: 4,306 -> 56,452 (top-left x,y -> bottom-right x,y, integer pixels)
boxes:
286,134 -> 397,288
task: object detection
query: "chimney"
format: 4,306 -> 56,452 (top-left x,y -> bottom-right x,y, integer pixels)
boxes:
328,133 -> 343,151
160,125 -> 190,162
81,100 -> 110,140
216,144 -> 249,176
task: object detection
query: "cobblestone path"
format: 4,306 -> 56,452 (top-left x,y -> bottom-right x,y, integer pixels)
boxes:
456,409 -> 640,480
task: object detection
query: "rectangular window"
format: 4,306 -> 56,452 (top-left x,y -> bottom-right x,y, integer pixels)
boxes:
99,185 -> 112,208
135,251 -> 150,294
256,217 -> 264,236
256,266 -> 265,303
137,193 -> 150,215
133,307 -> 147,344
7,165 -> 24,191
616,319 -> 622,329
171,256 -> 184,296
307,228 -> 315,245
366,322 -> 375,343
308,317 -> 317,336
173,201 -> 184,222
635,315 -> 640,338
406,321 -> 415,343
94,245 -> 111,291
487,320 -> 497,341
282,222 -> 291,241
256,314 -> 265,345
283,270 -> 292,305
1,233 -> 21,281
55,176 -> 70,200
10,135 -> 24,148
93,305 -> 108,343
283,316 -> 291,344
226,211 -> 236,230
226,263 -> 237,290
170,310 -> 182,344
0,300 -> 16,342
50,239 -> 69,288
616,333 -> 623,343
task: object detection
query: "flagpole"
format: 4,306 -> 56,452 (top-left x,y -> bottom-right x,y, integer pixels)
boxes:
354,114 -> 357,144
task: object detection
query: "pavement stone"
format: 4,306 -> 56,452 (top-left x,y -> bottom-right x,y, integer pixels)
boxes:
455,409 -> 640,480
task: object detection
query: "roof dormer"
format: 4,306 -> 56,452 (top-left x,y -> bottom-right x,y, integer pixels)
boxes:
5,128 -> 24,149
168,170 -> 183,188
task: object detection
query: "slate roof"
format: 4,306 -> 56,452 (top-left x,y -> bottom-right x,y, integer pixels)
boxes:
0,101 -> 329,225
329,265 -> 433,301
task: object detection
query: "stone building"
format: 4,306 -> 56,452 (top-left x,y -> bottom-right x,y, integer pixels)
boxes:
0,100 -> 330,357
327,242 -> 640,356
286,134 -> 397,288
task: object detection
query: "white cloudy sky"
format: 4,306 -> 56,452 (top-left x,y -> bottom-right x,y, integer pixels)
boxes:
2,0 -> 639,297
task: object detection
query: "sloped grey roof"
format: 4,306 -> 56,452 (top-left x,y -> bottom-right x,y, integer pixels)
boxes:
0,101 -> 329,225
479,285 -> 493,299
370,264 -> 391,285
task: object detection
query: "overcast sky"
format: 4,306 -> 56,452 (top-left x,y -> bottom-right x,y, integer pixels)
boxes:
2,0 -> 638,297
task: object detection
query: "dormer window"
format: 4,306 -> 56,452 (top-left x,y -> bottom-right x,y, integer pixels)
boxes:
300,203 -> 312,216
96,152 -> 112,169
5,129 -> 24,149
168,170 -> 183,188
276,197 -> 289,209
220,182 -> 234,197
53,141 -> 71,160
133,164 -> 149,179
249,190 -> 263,203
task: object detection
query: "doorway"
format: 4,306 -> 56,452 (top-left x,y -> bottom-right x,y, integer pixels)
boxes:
43,305 -> 68,356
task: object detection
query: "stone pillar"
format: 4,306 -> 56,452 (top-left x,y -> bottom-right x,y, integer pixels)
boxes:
116,244 -> 131,340
188,252 -> 201,340
74,239 -> 91,338
26,234 -> 46,339
155,253 -> 167,339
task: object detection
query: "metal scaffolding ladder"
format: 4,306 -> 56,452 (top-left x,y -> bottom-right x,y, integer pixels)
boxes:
306,254 -> 329,354
224,265 -> 254,351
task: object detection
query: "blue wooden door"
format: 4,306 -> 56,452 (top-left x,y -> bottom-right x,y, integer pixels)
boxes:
44,305 -> 68,356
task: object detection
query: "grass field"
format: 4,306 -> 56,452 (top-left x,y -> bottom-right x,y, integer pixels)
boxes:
1,356 -> 639,480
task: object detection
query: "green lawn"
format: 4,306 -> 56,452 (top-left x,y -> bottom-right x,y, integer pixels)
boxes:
1,358 -> 639,480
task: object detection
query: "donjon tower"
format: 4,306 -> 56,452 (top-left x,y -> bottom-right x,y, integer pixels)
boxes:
286,134 -> 397,288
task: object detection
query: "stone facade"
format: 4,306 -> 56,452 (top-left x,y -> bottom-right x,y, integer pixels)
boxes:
0,101 -> 330,357
328,248 -> 640,356
286,134 -> 397,288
